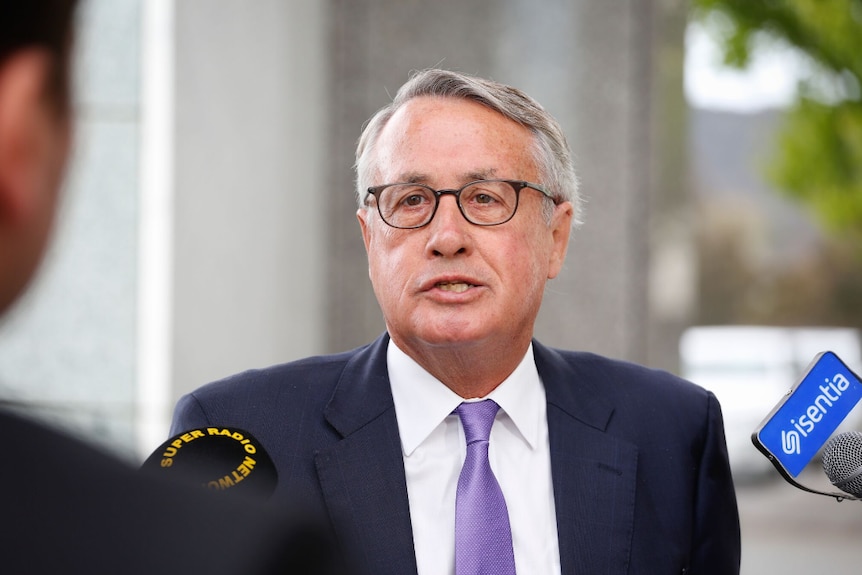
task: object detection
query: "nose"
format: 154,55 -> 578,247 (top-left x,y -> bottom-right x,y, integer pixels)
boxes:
425,194 -> 472,258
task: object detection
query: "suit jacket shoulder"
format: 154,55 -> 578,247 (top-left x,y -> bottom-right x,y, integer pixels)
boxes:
171,335 -> 417,574
536,343 -> 719,436
533,341 -> 740,575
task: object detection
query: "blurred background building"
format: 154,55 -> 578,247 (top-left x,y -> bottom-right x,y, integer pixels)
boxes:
0,1 -> 861,571
0,0 -> 699,457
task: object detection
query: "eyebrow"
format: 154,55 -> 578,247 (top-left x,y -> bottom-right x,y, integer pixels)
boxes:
397,172 -> 429,185
392,169 -> 499,185
465,169 -> 497,181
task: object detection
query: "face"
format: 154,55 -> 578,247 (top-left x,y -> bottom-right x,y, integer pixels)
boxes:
0,51 -> 71,315
357,96 -> 573,359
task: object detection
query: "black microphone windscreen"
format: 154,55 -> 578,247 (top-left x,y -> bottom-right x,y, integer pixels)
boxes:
822,431 -> 862,497
141,427 -> 277,499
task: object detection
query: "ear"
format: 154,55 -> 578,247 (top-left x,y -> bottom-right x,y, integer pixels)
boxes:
357,207 -> 373,254
547,201 -> 573,279
0,49 -> 55,226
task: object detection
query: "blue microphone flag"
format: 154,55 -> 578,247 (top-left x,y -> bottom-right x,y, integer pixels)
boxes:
754,351 -> 862,478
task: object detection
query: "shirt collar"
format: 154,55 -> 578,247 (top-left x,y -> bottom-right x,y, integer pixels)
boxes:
388,339 -> 545,456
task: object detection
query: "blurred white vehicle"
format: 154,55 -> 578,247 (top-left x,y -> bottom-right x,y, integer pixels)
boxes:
679,325 -> 862,481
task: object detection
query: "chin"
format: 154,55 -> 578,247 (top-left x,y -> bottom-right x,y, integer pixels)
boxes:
417,323 -> 496,348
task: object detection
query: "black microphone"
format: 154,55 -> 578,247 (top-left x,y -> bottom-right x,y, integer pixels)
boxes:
141,427 -> 277,499
822,431 -> 862,498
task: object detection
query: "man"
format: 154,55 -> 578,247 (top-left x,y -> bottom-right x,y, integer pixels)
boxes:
0,2 -> 342,573
172,68 -> 741,574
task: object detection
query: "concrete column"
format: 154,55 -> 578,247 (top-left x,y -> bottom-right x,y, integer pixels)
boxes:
138,1 -> 330,453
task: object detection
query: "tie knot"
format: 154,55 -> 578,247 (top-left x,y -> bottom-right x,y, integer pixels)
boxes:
456,400 -> 500,444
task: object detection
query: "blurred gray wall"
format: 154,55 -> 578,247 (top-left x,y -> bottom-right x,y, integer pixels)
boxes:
169,0 -> 329,417
0,0 -> 692,458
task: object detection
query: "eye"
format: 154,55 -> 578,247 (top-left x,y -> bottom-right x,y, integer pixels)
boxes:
403,193 -> 428,207
463,183 -> 506,206
383,184 -> 433,211
473,193 -> 498,205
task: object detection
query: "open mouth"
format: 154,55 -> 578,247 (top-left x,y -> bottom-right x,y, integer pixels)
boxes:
436,281 -> 473,293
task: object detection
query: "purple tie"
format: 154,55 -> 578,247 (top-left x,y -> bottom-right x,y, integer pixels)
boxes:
454,400 -> 516,575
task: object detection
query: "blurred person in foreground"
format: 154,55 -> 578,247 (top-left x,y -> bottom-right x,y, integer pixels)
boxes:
0,1 -> 343,573
172,68 -> 741,574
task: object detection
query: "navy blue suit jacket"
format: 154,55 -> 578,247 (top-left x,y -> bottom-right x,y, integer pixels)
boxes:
171,334 -> 740,575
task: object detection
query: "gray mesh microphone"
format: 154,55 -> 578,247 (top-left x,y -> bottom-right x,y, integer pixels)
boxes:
822,431 -> 862,497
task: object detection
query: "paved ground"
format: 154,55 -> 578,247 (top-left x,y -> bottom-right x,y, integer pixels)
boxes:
737,468 -> 862,574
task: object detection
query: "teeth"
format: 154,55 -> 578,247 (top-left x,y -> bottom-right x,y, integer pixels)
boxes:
437,281 -> 471,293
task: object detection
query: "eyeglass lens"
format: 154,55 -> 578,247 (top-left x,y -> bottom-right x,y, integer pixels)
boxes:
378,181 -> 519,228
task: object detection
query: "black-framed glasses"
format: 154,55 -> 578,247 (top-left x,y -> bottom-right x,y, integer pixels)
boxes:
365,179 -> 554,229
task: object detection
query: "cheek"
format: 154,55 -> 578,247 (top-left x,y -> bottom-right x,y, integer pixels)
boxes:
366,228 -> 412,294
505,226 -> 552,281
368,227 -> 400,269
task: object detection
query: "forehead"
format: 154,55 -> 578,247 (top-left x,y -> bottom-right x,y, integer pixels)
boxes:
373,96 -> 537,183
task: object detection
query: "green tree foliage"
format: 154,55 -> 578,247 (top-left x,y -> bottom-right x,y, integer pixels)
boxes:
691,0 -> 862,246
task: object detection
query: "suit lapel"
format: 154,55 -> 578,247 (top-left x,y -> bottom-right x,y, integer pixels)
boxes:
313,337 -> 639,574
535,342 -> 638,575
315,334 -> 418,575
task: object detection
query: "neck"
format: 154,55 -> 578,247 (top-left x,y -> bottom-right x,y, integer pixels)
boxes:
394,335 -> 531,398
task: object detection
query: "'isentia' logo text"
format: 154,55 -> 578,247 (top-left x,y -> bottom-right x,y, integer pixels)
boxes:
781,372 -> 853,455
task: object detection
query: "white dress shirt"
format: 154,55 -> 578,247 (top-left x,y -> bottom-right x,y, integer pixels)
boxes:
388,340 -> 562,575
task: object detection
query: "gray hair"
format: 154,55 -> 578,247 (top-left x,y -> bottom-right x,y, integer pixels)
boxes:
354,68 -> 582,226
